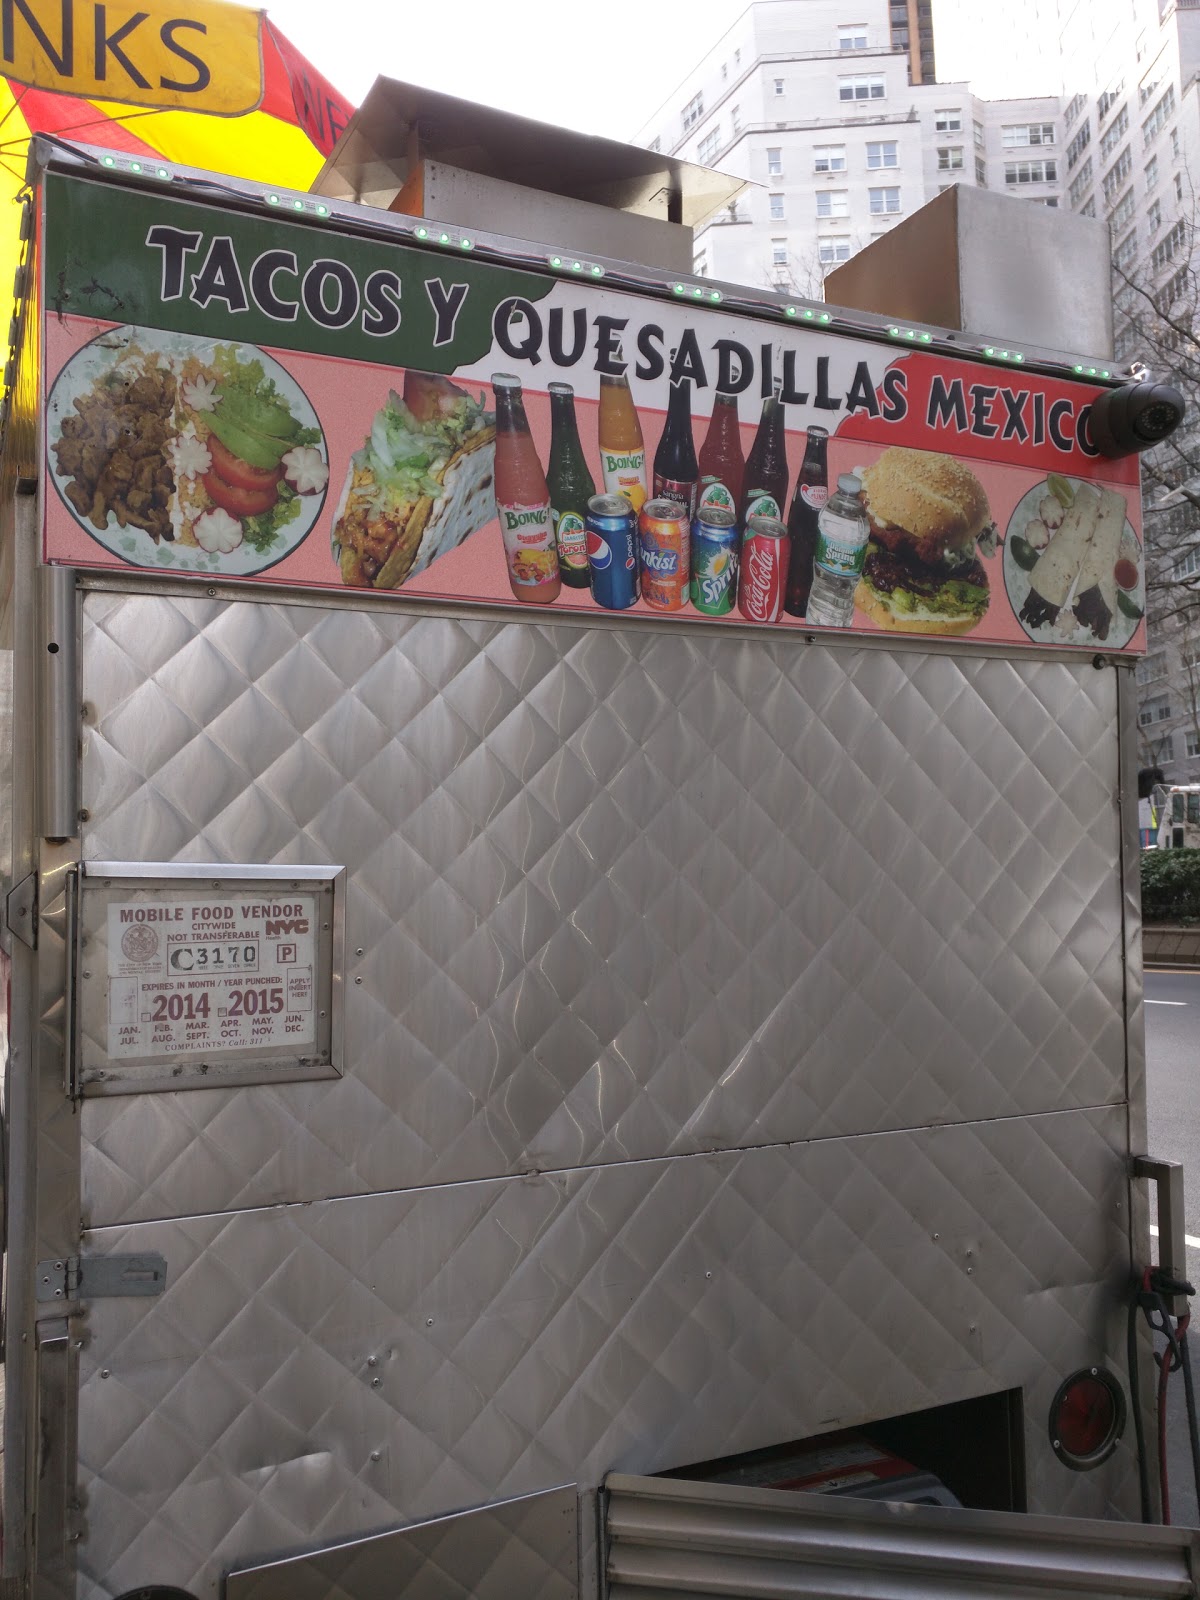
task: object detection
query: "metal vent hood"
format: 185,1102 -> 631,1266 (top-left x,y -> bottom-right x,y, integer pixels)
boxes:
311,78 -> 748,274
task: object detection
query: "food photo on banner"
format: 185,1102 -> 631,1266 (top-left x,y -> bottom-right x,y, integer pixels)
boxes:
38,170 -> 1144,654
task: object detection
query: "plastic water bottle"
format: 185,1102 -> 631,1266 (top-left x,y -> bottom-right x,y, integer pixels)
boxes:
805,472 -> 869,628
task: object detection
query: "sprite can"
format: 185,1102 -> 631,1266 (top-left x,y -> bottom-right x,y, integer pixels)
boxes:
690,507 -> 739,616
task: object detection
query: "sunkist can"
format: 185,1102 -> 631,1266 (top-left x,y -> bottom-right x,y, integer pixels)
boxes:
638,499 -> 691,612
691,506 -> 739,616
586,494 -> 640,610
738,515 -> 789,623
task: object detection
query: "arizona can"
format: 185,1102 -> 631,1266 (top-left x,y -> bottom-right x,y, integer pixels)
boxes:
638,499 -> 691,612
690,506 -> 739,616
738,514 -> 789,623
586,494 -> 640,610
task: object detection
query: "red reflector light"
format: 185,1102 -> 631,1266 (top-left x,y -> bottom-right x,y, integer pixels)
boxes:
1049,1368 -> 1126,1470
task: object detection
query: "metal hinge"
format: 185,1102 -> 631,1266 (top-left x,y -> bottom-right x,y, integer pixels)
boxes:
36,1253 -> 167,1303
5,871 -> 37,949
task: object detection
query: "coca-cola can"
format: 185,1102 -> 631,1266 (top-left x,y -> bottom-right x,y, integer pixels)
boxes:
738,515 -> 789,623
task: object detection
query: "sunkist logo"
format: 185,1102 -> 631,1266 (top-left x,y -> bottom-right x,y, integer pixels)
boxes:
1,0 -> 262,111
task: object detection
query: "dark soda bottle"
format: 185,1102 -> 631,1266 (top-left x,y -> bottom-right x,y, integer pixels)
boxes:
783,425 -> 829,617
653,378 -> 699,519
546,381 -> 595,588
696,391 -> 745,519
740,388 -> 789,526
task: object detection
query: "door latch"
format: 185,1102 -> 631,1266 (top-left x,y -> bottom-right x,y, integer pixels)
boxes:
36,1253 -> 168,1302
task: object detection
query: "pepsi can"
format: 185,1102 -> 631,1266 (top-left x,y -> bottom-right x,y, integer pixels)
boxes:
586,494 -> 640,610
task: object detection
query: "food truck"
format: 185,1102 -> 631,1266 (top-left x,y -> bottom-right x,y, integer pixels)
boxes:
2,87 -> 1198,1598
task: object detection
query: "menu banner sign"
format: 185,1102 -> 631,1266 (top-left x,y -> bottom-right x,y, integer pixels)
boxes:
41,171 -> 1144,654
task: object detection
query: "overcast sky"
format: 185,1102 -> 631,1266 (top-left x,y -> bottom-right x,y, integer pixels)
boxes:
263,0 -> 1058,141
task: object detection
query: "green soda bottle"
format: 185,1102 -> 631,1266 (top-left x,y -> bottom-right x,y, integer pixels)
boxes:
547,381 -> 595,588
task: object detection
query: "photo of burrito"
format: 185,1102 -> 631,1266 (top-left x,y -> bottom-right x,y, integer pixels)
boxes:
856,448 -> 994,636
1006,474 -> 1142,646
332,371 -> 496,588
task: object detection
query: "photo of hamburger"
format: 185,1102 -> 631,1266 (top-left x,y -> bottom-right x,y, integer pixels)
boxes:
856,448 -> 993,636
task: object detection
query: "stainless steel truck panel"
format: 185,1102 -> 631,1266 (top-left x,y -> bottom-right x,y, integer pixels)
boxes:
78,591 -> 1126,1225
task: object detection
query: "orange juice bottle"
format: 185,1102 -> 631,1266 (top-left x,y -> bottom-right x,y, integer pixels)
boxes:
598,372 -> 648,511
492,374 -> 561,605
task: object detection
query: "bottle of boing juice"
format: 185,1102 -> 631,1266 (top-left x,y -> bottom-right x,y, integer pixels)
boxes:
492,374 -> 561,605
598,371 -> 648,511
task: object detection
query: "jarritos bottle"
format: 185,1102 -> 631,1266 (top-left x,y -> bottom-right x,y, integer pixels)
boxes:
598,371 -> 648,511
783,426 -> 829,618
696,391 -> 745,520
546,381 -> 594,589
653,378 -> 699,518
740,388 -> 789,525
491,374 -> 561,605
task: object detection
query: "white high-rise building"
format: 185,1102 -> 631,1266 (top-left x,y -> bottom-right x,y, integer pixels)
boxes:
632,0 -> 1062,297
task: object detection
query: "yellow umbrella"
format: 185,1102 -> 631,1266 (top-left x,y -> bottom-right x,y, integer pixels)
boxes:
0,0 -> 353,345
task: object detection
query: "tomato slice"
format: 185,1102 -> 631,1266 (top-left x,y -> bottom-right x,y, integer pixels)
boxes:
208,435 -> 284,493
203,471 -> 279,519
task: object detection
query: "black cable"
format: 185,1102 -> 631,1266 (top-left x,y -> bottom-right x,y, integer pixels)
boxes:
1130,1280 -> 1154,1521
1179,1326 -> 1200,1513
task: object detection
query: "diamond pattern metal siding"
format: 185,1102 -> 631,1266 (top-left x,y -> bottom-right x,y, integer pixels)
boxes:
78,595 -> 1124,1226
75,1108 -> 1135,1600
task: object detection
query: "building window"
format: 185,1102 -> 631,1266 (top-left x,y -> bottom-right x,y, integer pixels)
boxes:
1110,189 -> 1135,230
866,140 -> 898,168
818,237 -> 852,264
721,62 -> 727,80
774,77 -> 785,95
1113,323 -> 1138,361
1188,733 -> 1200,759
772,240 -> 788,266
1143,87 -> 1176,146
1137,651 -> 1168,685
1068,158 -> 1093,206
869,185 -> 901,213
1113,230 -> 1138,270
1151,219 -> 1188,274
935,108 -> 962,133
937,147 -> 964,171
1140,74 -> 1162,107
839,23 -> 868,48
647,137 -> 661,154
1140,696 -> 1172,726
697,127 -> 721,165
682,93 -> 704,130
1151,734 -> 1175,762
814,144 -> 846,172
1005,158 -> 1056,184
839,74 -> 885,100
769,192 -> 786,219
1172,128 -> 1181,159
1148,197 -> 1163,234
816,190 -> 850,217
693,250 -> 708,277
1080,196 -> 1096,217
974,119 -> 985,148
1066,122 -> 1091,170
1097,81 -> 1125,121
1174,544 -> 1200,581
1065,91 -> 1087,129
975,155 -> 987,185
1002,122 -> 1056,147
1176,171 -> 1185,202
1102,148 -> 1132,202
1146,153 -> 1159,190
767,146 -> 783,176
1099,106 -> 1130,160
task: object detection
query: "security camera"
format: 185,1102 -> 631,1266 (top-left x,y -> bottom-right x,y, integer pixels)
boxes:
1089,381 -> 1185,457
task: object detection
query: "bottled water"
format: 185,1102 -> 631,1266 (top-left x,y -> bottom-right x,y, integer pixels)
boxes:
806,471 -> 870,628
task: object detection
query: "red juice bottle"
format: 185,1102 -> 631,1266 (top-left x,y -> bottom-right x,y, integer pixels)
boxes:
653,378 -> 699,519
696,392 -> 745,520
491,373 -> 561,605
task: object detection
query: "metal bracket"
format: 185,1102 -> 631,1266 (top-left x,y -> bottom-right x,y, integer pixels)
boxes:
1134,1155 -> 1189,1317
36,1253 -> 167,1303
5,871 -> 36,949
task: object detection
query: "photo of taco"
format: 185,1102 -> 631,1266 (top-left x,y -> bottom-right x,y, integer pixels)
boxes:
332,371 -> 496,588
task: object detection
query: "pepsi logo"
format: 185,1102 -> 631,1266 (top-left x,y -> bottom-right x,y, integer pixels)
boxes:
587,531 -> 612,569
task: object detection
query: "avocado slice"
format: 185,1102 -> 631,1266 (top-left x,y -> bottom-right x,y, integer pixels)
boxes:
207,410 -> 290,470
216,385 -> 301,442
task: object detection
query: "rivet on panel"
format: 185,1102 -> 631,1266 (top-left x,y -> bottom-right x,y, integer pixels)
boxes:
100,1369 -> 110,1379
356,947 -> 364,957
932,1233 -> 939,1241
371,1377 -> 381,1388
426,1318 -> 434,1327
966,1267 -> 974,1275
354,976 -> 363,985
367,1356 -> 377,1367
370,1451 -> 381,1462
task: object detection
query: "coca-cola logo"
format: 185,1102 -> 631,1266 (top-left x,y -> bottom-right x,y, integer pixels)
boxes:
739,539 -> 783,621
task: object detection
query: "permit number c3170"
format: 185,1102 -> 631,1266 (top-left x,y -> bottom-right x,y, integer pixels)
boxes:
167,942 -> 259,971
